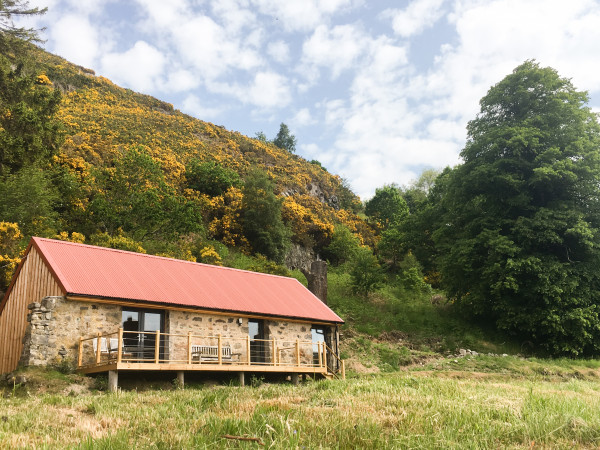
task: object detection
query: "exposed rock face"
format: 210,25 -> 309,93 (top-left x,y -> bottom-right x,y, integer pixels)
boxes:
302,261 -> 328,305
285,244 -> 315,273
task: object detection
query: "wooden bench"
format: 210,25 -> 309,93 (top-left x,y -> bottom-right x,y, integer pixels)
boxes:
191,345 -> 233,362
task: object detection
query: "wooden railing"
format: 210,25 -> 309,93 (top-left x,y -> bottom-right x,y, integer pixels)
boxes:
325,343 -> 346,379
78,328 -> 338,374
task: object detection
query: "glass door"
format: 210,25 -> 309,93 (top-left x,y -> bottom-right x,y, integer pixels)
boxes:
122,309 -> 164,361
248,319 -> 266,363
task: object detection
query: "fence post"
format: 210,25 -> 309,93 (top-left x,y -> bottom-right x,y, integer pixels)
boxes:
218,334 -> 222,365
246,335 -> 251,364
78,337 -> 83,367
117,328 -> 123,364
187,331 -> 192,364
95,333 -> 101,364
155,330 -> 160,364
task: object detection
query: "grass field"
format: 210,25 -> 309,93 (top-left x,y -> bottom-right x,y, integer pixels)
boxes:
2,356 -> 600,449
3,262 -> 598,448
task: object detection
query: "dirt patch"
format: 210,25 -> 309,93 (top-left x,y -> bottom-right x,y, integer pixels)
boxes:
345,360 -> 380,374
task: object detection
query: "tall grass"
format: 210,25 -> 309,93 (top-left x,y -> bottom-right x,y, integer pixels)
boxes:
2,364 -> 600,448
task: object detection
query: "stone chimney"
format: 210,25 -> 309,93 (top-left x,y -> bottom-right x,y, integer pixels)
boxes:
302,260 -> 328,305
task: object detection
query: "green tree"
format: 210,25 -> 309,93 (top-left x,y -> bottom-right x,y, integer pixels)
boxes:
365,185 -> 409,229
435,61 -> 600,356
0,59 -> 62,175
0,0 -> 47,53
185,159 -> 241,196
350,247 -> 385,296
272,122 -> 297,153
90,147 -> 203,240
0,164 -> 59,237
255,131 -> 267,143
322,225 -> 361,266
401,168 -> 440,214
242,170 -> 291,263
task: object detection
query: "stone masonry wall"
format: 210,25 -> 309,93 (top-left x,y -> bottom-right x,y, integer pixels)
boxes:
19,296 -> 336,369
20,296 -> 121,367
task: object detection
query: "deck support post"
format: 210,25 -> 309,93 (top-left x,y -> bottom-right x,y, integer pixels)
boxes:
108,370 -> 118,393
176,371 -> 184,388
302,374 -> 306,382
78,337 -> 83,368
239,372 -> 245,387
291,373 -> 299,385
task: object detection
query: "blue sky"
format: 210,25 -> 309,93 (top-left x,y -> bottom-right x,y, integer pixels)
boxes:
23,0 -> 600,200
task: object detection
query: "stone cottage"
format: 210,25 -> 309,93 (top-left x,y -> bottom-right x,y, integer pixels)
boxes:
0,237 -> 344,389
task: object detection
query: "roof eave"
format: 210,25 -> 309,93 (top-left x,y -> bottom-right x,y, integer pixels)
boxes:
65,293 -> 345,325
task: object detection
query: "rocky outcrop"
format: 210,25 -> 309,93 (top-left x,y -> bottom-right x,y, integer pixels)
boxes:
301,261 -> 328,305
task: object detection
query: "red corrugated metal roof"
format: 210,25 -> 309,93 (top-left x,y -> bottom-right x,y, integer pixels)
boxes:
31,237 -> 343,323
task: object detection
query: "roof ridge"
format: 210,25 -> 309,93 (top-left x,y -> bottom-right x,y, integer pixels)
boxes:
32,237 -> 297,281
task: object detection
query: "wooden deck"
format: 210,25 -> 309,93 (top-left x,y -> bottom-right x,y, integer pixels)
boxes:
77,329 -> 344,389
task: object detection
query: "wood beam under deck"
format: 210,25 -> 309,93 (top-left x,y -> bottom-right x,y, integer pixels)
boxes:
79,362 -> 329,376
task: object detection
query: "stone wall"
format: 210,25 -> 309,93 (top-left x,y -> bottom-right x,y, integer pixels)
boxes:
20,296 -> 121,367
19,296 -> 336,369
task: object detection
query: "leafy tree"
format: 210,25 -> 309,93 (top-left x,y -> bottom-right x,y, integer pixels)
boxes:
401,169 -> 440,214
0,164 -> 59,237
365,185 -> 409,229
0,221 -> 23,292
435,61 -> 600,356
242,170 -> 291,263
350,247 -> 385,296
0,59 -> 62,175
322,225 -> 361,266
255,131 -> 267,143
90,147 -> 203,240
0,0 -> 47,53
185,159 -> 241,196
272,122 -> 297,153
398,251 -> 430,293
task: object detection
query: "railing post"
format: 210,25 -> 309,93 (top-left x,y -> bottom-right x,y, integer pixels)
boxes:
187,331 -> 192,364
117,328 -> 123,364
317,342 -> 322,368
96,333 -> 101,364
78,337 -> 83,367
155,330 -> 160,364
295,339 -> 300,367
218,334 -> 222,365
272,338 -> 277,366
246,335 -> 251,364
341,360 -> 346,380
323,342 -> 327,369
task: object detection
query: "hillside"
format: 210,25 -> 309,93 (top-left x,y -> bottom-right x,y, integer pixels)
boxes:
0,45 -> 376,275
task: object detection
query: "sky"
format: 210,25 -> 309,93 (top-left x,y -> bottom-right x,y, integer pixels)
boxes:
21,0 -> 600,200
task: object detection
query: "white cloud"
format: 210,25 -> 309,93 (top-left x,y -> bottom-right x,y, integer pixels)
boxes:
267,40 -> 290,64
384,0 -> 446,38
49,14 -> 101,68
101,41 -> 167,92
292,108 -> 315,127
181,94 -> 224,120
301,24 -> 368,79
250,0 -> 360,32
246,72 -> 292,108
